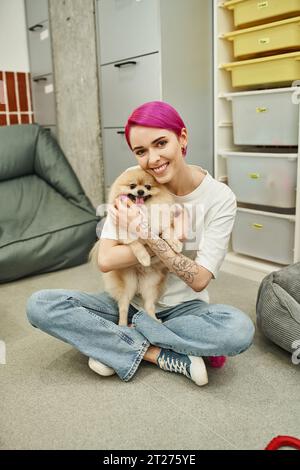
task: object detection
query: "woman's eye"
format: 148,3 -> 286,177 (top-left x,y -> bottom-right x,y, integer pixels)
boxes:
158,140 -> 167,147
136,150 -> 145,157
129,184 -> 136,189
145,185 -> 151,190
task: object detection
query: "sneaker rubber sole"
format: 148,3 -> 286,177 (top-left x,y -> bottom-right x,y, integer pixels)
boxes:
88,357 -> 116,377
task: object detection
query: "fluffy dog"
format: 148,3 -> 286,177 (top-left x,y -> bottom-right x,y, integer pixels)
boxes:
89,168 -> 183,325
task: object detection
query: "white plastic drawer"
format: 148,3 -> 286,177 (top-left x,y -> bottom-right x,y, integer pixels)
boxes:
97,0 -> 160,64
102,128 -> 135,187
100,53 -> 161,128
232,208 -> 295,265
31,74 -> 56,125
27,20 -> 52,77
222,151 -> 298,208
224,87 -> 300,146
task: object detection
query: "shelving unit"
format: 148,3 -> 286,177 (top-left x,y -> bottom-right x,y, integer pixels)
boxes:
213,0 -> 300,282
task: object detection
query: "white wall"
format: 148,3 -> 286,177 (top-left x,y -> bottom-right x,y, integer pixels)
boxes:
0,0 -> 29,71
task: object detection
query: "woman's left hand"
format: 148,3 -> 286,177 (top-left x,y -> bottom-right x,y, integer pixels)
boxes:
173,205 -> 190,241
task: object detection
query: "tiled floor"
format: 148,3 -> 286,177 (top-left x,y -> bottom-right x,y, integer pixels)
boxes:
0,262 -> 299,449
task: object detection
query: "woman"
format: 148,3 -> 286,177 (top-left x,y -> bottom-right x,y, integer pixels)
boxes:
26,101 -> 255,387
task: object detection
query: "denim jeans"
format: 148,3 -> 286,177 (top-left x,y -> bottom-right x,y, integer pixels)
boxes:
26,289 -> 255,382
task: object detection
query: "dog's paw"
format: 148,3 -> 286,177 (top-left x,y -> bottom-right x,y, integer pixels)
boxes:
118,319 -> 128,327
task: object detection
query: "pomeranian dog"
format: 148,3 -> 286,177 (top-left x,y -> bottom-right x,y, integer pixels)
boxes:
89,168 -> 184,326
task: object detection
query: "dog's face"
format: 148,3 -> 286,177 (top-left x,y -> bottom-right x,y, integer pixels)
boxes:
111,169 -> 162,205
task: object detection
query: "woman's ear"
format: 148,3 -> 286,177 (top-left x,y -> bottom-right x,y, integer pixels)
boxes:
179,127 -> 188,147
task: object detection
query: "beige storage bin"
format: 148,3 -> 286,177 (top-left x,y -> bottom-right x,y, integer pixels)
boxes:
221,51 -> 300,88
222,17 -> 300,59
223,0 -> 300,29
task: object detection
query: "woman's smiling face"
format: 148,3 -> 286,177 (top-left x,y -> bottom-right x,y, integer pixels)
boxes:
129,126 -> 187,183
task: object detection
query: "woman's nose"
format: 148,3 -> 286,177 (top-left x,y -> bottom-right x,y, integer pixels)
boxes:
148,148 -> 160,165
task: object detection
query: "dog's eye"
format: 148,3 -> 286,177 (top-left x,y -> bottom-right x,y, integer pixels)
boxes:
129,184 -> 136,189
145,185 -> 151,190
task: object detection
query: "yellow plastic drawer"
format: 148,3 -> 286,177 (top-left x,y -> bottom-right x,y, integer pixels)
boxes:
221,51 -> 300,88
223,17 -> 300,59
223,0 -> 300,28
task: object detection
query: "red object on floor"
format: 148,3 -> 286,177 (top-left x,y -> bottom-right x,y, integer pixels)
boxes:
265,436 -> 300,450
208,356 -> 227,368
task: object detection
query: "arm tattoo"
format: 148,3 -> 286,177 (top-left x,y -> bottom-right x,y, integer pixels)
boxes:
146,235 -> 202,288
149,237 -> 170,253
171,256 -> 201,284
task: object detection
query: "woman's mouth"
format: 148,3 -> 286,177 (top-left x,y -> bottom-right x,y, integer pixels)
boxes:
151,162 -> 169,175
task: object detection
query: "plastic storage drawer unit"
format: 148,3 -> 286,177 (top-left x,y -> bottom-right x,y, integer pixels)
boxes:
232,208 -> 295,264
221,51 -> 300,89
223,16 -> 300,59
222,151 -> 298,208
223,88 -> 300,146
223,0 -> 300,29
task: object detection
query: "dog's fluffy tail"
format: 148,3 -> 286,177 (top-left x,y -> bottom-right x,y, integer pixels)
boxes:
88,239 -> 100,266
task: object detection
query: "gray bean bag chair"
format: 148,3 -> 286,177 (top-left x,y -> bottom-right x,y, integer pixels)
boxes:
256,262 -> 300,354
0,124 -> 100,282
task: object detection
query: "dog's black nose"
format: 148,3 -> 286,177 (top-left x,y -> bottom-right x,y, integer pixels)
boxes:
137,189 -> 144,196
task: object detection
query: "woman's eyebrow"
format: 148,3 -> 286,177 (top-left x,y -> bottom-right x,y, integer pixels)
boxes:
133,136 -> 166,151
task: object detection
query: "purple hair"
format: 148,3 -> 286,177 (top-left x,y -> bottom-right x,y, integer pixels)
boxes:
125,101 -> 187,157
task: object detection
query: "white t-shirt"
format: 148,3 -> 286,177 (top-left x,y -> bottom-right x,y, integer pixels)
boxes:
100,165 -> 237,311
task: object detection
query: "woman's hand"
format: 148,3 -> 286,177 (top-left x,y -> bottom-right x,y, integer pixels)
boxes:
172,205 -> 190,242
108,195 -> 150,239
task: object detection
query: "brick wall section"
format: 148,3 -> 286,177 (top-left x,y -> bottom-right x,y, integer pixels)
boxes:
0,71 -> 34,126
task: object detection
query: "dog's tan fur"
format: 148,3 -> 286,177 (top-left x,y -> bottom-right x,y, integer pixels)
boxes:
89,168 -> 182,325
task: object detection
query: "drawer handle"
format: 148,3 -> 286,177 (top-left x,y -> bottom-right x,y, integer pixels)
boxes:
256,107 -> 268,113
33,77 -> 48,83
117,131 -> 125,134
258,37 -> 270,45
257,1 -> 268,8
28,23 -> 44,32
114,61 -> 137,68
252,223 -> 263,229
249,173 -> 260,179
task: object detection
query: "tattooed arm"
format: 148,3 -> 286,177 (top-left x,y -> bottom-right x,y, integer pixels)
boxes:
144,234 -> 213,292
113,195 -> 212,291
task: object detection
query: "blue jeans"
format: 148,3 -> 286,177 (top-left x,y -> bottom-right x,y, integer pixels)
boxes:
26,289 -> 255,382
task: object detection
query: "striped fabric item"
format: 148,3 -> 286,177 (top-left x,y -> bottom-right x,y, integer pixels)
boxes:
256,263 -> 300,354
0,71 -> 34,126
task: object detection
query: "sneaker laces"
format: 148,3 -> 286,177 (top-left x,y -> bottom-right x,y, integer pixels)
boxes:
157,354 -> 191,379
